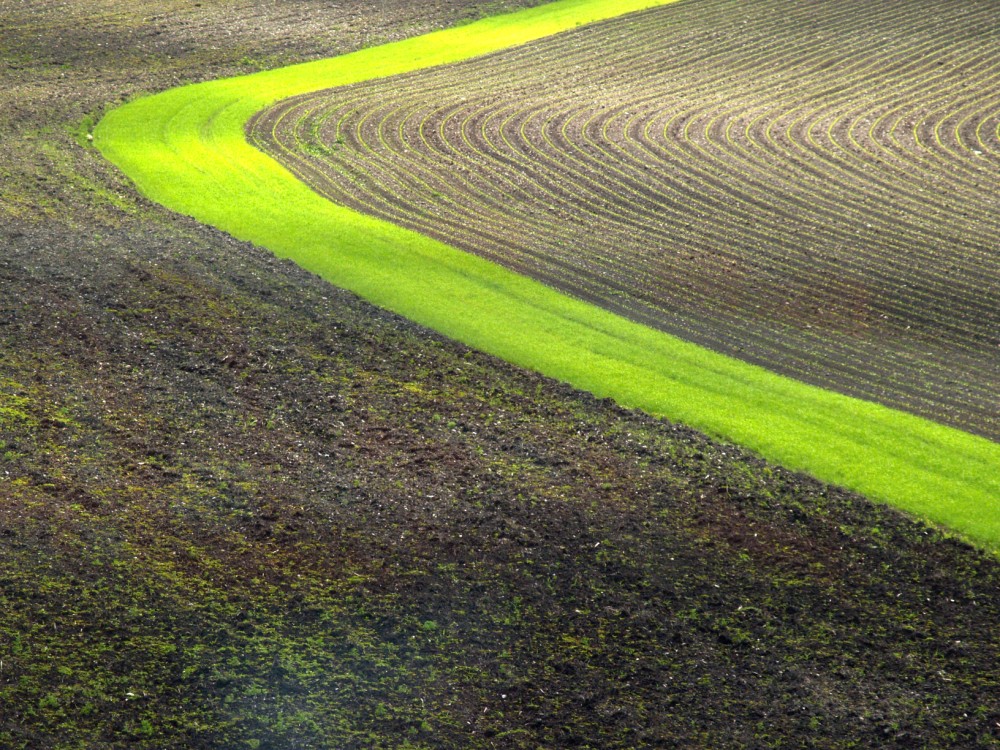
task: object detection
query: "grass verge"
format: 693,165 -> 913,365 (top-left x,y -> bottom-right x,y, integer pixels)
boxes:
95,0 -> 1000,551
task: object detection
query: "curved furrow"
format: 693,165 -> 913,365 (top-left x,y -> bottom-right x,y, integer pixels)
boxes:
402,7 -> 996,316
678,40 -> 998,246
328,74 -> 1000,432
572,78 -> 992,424
251,0 -> 1000,439
552,23 -> 996,310
627,94 -> 998,348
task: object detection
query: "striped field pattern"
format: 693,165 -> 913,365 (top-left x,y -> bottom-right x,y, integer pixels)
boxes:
250,0 -> 1000,441
97,0 -> 1000,551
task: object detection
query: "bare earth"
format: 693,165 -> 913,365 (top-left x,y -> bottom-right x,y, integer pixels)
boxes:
1,1 -> 999,747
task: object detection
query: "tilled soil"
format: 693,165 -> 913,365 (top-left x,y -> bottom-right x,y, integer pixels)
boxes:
252,0 -> 1000,440
1,1 -> 999,748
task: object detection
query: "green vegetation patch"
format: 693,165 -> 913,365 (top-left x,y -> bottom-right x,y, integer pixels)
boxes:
0,390 -> 34,429
95,0 -> 1000,552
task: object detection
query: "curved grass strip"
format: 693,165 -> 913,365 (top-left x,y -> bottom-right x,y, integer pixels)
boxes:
252,0 -> 1000,441
95,0 -> 1000,552
248,0 -> 1000,440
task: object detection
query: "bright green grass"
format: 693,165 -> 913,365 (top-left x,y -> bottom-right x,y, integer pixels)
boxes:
95,0 -> 1000,552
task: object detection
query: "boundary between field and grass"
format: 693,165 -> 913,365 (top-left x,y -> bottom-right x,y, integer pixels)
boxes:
95,0 -> 1000,552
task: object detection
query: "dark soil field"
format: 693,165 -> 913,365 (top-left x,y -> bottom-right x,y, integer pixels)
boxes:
252,0 -> 1000,440
2,1 -> 999,748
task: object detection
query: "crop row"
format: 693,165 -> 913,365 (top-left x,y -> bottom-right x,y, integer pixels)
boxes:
250,0 -> 1000,440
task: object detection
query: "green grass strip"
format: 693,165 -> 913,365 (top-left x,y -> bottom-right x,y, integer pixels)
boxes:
95,0 -> 1000,552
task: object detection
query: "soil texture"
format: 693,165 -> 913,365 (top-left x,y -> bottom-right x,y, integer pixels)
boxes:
252,0 -> 1000,440
2,1 -> 999,748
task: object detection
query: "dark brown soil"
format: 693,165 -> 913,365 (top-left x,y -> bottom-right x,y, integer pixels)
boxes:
251,0 -> 1000,440
2,1 -> 999,748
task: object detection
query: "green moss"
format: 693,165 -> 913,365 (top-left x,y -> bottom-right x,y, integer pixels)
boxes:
70,113 -> 97,150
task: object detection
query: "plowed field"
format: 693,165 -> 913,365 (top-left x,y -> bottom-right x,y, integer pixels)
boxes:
5,0 -> 1000,746
251,0 -> 1000,440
